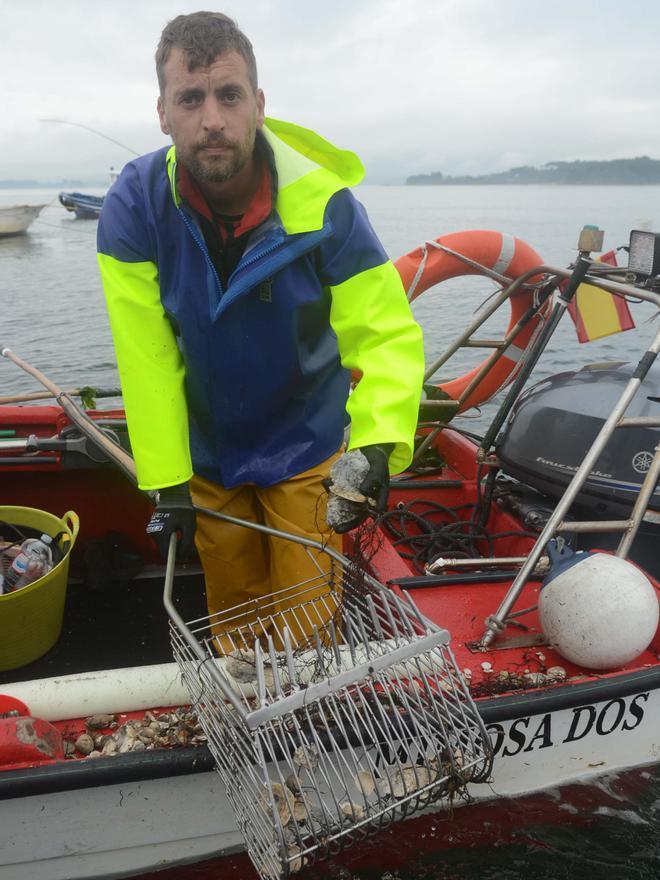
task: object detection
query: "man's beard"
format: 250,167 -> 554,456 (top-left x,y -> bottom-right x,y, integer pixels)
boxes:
183,132 -> 254,184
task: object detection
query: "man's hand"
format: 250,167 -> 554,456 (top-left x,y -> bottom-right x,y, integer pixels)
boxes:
146,482 -> 196,561
325,444 -> 393,533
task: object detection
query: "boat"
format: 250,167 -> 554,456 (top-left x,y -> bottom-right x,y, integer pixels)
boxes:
0,225 -> 658,880
0,204 -> 46,237
58,191 -> 104,220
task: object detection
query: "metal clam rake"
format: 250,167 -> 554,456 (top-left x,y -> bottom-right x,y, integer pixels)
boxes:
163,509 -> 493,880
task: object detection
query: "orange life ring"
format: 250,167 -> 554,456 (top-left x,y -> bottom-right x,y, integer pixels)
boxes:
395,230 -> 546,411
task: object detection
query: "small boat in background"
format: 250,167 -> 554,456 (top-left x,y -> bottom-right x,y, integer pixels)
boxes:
58,191 -> 104,220
0,204 -> 47,237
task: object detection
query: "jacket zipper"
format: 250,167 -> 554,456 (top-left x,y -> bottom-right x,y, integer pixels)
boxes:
215,224 -> 333,318
179,204 -> 334,320
177,207 -> 224,307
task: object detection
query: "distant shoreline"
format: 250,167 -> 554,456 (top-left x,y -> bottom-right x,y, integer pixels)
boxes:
406,156 -> 660,186
0,180 -> 107,189
405,181 -> 660,186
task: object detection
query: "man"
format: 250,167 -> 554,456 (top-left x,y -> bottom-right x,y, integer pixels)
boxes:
97,11 -> 424,630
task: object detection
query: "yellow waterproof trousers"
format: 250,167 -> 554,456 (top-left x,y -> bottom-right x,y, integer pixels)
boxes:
190,451 -> 342,651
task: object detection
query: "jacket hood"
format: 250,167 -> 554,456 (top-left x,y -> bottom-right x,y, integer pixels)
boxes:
263,117 -> 364,234
166,117 -> 365,235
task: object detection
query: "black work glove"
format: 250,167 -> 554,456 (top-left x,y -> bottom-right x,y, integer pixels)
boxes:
146,482 -> 196,561
325,443 -> 394,534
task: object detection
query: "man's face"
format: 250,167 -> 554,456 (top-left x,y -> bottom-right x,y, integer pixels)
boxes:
157,48 -> 265,184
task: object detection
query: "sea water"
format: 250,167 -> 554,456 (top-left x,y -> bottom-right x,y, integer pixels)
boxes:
0,183 -> 659,878
1,183 -> 658,425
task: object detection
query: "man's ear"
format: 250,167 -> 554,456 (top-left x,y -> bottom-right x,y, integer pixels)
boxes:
157,96 -> 170,135
256,88 -> 265,129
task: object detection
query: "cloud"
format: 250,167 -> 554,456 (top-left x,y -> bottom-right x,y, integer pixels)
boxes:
3,0 -> 660,182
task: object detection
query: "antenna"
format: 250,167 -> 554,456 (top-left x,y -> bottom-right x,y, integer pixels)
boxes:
39,118 -> 140,157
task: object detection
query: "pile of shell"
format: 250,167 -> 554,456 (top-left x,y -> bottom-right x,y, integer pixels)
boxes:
467,665 -> 567,698
66,708 -> 207,759
258,745 -> 459,874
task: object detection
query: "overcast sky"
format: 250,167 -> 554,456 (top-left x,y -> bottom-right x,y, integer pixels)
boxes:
4,0 -> 660,183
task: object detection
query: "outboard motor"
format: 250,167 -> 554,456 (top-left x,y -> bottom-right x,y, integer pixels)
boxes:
496,361 -> 660,574
497,361 -> 660,516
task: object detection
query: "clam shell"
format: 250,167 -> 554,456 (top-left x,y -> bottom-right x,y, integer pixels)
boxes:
85,713 -> 117,730
292,800 -> 309,823
355,770 -> 376,796
292,744 -> 319,772
287,844 -> 303,874
285,773 -> 302,795
261,782 -> 294,826
339,800 -> 366,821
329,485 -> 368,503
378,764 -> 435,798
74,733 -> 95,756
101,739 -> 118,756
226,649 -> 258,682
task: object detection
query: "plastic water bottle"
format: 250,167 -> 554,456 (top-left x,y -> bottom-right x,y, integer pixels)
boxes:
4,534 -> 53,592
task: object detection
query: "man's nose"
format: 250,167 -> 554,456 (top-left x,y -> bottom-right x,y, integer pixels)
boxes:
201,97 -> 225,132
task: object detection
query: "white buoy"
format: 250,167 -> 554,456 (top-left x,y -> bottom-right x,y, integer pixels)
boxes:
539,550 -> 659,670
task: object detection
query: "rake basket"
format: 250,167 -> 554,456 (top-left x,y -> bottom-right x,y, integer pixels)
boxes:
164,512 -> 492,880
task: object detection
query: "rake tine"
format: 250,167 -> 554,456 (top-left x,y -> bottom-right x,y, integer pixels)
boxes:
344,613 -> 358,665
312,625 -> 327,674
266,634 -> 284,698
381,592 -> 402,647
328,618 -> 342,670
282,627 -> 298,691
401,588 -> 432,631
366,594 -> 386,644
254,639 -> 268,708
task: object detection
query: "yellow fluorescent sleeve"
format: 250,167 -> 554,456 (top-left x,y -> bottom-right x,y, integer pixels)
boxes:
329,261 -> 425,474
97,253 -> 192,490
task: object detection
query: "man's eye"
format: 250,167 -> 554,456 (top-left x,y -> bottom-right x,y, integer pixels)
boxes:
223,92 -> 241,103
181,93 -> 202,106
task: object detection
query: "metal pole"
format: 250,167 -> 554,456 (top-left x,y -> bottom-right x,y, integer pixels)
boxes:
617,443 -> 660,558
478,255 -> 593,459
480,326 -> 660,648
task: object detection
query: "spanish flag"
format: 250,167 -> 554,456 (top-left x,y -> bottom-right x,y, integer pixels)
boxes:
566,250 -> 635,343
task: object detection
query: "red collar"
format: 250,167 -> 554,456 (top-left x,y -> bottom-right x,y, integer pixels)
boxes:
177,161 -> 273,241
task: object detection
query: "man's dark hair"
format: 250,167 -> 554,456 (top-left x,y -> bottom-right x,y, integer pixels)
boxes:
155,11 -> 258,95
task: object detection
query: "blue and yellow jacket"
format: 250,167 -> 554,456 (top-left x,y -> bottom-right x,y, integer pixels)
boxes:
97,118 -> 424,491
